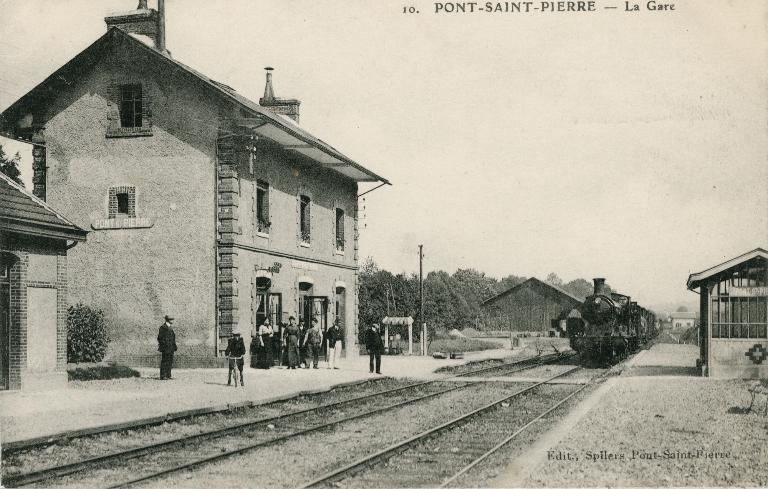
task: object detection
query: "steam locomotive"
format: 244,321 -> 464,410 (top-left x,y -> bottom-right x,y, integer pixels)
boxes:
568,278 -> 658,366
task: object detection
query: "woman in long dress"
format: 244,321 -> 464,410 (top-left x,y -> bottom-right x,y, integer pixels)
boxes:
256,320 -> 273,369
284,321 -> 300,369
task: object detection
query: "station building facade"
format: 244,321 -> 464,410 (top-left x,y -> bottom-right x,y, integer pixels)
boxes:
0,172 -> 87,390
687,248 -> 768,378
0,5 -> 387,365
670,311 -> 696,331
481,277 -> 583,335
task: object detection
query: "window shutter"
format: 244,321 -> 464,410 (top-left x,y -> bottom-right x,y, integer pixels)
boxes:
141,84 -> 152,130
264,184 -> 270,227
106,82 -> 120,134
337,209 -> 344,244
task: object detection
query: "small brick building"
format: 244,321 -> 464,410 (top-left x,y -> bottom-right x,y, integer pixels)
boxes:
0,3 -> 388,366
0,172 -> 87,390
687,248 -> 768,378
481,278 -> 583,334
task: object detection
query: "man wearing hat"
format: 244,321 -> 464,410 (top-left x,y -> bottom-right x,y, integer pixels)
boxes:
225,332 -> 246,386
157,315 -> 178,380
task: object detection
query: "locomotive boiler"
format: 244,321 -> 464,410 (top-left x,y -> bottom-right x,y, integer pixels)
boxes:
569,278 -> 657,366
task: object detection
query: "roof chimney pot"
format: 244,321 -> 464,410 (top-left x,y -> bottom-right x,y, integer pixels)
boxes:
259,67 -> 301,124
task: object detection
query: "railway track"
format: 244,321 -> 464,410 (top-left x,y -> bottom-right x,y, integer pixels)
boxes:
297,365 -> 601,489
2,351 -> 571,488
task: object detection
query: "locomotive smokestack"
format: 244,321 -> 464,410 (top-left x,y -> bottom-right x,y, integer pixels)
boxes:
593,278 -> 607,296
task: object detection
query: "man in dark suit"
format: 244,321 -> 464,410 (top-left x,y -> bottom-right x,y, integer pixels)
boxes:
157,315 -> 177,380
365,323 -> 384,374
225,332 -> 246,386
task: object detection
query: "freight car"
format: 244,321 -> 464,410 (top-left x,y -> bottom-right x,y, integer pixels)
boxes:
569,278 -> 658,366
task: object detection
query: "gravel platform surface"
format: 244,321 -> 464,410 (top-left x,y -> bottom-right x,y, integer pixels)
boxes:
515,376 -> 768,487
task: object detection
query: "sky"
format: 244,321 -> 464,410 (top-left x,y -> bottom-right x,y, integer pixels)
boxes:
0,0 -> 765,310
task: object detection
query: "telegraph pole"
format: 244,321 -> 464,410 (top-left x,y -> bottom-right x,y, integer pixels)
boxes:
419,244 -> 425,355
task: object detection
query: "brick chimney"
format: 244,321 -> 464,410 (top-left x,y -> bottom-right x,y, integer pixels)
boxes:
105,0 -> 167,54
259,67 -> 300,124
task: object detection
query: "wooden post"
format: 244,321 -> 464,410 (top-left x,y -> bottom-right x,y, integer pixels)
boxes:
408,322 -> 413,355
385,324 -> 390,351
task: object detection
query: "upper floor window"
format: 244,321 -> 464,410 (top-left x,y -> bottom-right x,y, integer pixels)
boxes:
106,82 -> 152,138
256,180 -> 270,234
335,208 -> 345,252
120,84 -> 143,128
299,195 -> 311,244
109,186 -> 136,219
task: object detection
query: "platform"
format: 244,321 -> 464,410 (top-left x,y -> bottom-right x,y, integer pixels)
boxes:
491,343 -> 766,487
0,347 -> 535,447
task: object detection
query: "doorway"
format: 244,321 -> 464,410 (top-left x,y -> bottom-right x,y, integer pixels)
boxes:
0,259 -> 11,390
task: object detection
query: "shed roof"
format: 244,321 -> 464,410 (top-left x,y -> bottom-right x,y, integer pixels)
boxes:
686,248 -> 768,290
670,311 -> 697,320
481,277 -> 584,308
0,172 -> 87,242
0,28 -> 389,185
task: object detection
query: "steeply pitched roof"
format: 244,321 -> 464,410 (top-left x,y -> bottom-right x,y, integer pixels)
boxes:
481,277 -> 583,307
1,28 -> 389,185
0,172 -> 87,242
687,248 -> 768,290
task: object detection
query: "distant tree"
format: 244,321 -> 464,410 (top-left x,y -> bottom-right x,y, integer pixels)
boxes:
0,144 -> 23,186
676,305 -> 689,312
496,274 -> 526,294
562,278 -> 593,299
545,272 -> 564,288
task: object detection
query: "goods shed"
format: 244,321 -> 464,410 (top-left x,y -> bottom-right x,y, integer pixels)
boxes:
0,173 -> 87,390
687,248 -> 768,378
481,277 -> 583,335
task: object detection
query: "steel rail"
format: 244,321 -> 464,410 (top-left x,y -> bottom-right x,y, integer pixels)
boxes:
296,366 -> 581,489
4,352 -> 567,488
105,383 -> 466,489
439,370 -> 607,487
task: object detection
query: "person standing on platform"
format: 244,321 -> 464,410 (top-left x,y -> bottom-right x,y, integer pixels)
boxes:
365,323 -> 384,374
298,319 -> 309,368
253,319 -> 273,369
225,332 -> 246,386
325,318 -> 343,369
304,318 -> 323,369
157,315 -> 177,380
284,318 -> 300,369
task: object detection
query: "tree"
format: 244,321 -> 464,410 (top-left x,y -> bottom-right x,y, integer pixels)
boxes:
0,144 -> 23,186
545,272 -> 564,288
562,278 -> 593,300
676,305 -> 689,312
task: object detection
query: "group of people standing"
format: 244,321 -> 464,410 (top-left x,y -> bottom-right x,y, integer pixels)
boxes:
251,316 -> 344,370
157,314 -> 385,382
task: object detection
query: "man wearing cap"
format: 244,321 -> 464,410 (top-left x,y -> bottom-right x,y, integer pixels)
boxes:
225,332 -> 246,386
157,315 -> 178,380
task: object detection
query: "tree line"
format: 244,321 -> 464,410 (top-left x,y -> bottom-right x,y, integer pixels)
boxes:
358,257 -> 606,334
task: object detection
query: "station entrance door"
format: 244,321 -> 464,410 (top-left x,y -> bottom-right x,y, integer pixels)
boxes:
0,261 -> 10,390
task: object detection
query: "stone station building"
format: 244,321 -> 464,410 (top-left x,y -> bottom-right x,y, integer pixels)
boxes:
0,2 -> 388,366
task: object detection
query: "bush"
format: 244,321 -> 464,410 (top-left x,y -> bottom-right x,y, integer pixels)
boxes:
68,364 -> 140,381
67,303 -> 109,363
